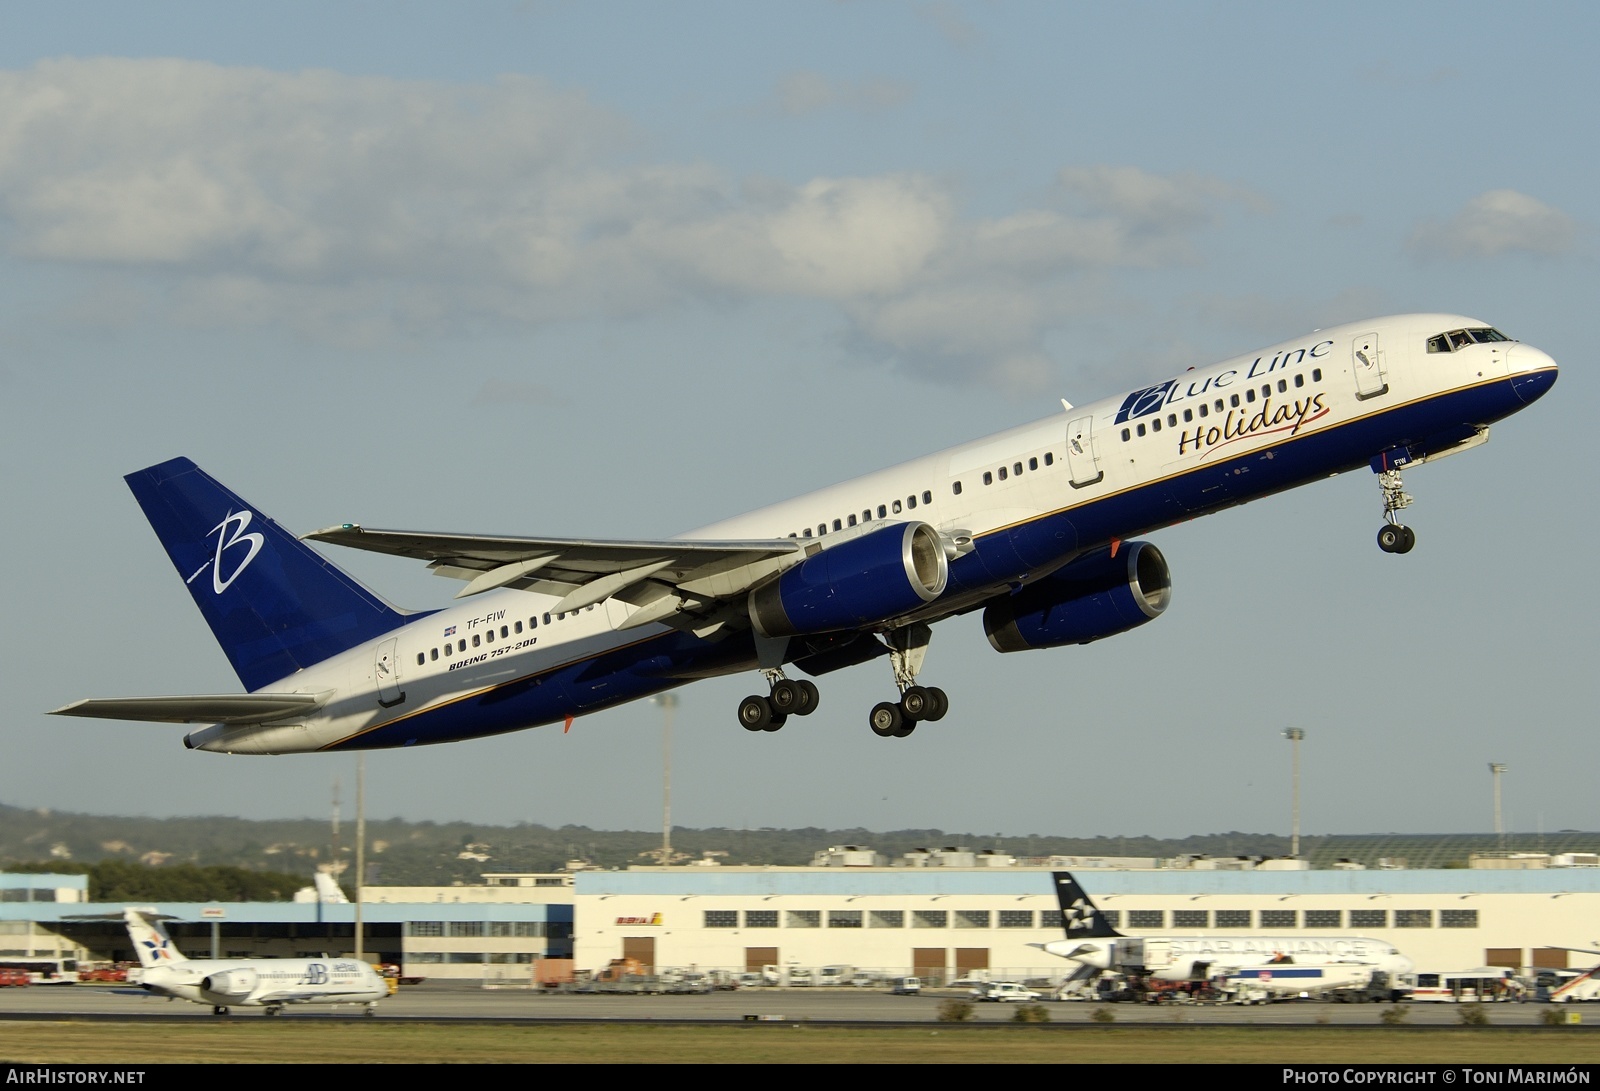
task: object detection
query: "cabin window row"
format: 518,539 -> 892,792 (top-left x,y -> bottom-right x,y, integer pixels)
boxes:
785,449 -> 1061,538
981,451 -> 1053,487
790,490 -> 937,539
1119,370 -> 1323,442
416,606 -> 599,664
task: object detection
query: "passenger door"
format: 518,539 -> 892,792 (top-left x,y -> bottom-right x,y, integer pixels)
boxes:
1352,332 -> 1388,400
1065,415 -> 1103,487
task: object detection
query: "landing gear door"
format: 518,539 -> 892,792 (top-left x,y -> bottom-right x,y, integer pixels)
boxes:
375,638 -> 405,708
1352,332 -> 1388,400
1065,415 -> 1103,488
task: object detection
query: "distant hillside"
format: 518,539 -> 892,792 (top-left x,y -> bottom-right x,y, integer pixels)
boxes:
4,802 -> 1594,884
1,801 -> 1294,883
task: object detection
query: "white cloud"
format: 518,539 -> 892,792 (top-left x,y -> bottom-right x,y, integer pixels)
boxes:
0,58 -> 1250,386
771,71 -> 913,116
1409,189 -> 1579,260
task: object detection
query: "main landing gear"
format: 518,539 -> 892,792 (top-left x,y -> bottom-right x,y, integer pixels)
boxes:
733,623 -> 952,739
869,623 -> 948,739
1375,469 -> 1416,554
737,672 -> 820,732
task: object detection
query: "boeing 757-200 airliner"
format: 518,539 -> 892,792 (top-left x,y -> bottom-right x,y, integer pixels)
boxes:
53,314 -> 1557,753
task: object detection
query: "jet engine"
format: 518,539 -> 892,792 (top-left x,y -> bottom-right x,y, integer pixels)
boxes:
983,541 -> 1171,653
749,522 -> 948,639
200,968 -> 260,1001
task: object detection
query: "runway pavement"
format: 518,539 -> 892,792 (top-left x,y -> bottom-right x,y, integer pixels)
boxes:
0,983 -> 1587,1026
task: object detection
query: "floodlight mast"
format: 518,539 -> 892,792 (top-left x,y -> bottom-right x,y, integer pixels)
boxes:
1489,763 -> 1507,850
656,694 -> 678,866
1283,728 -> 1306,858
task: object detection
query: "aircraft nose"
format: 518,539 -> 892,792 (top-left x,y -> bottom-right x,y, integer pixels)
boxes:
1507,344 -> 1558,405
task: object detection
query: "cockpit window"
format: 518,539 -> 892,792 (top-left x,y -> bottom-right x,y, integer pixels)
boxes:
1427,327 -> 1512,353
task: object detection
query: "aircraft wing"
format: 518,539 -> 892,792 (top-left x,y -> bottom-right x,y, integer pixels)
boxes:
254,988 -> 382,1004
304,524 -> 807,632
50,694 -> 327,725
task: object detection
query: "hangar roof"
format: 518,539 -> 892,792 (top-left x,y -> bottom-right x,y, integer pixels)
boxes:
575,867 -> 1600,898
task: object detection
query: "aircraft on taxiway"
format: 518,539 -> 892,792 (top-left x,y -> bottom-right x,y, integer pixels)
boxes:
53,314 -> 1557,753
1038,872 -> 1414,998
118,908 -> 386,1017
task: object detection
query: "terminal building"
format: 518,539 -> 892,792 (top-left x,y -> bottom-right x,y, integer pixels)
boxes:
0,871 -> 573,980
7,847 -> 1600,984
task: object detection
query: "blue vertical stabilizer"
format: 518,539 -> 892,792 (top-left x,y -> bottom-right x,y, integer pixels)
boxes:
125,458 -> 411,691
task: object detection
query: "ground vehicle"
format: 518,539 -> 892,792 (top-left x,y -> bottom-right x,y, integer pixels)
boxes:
787,968 -> 812,987
1406,968 -> 1522,1002
972,982 -> 1042,1003
1539,969 -> 1600,1003
891,976 -> 921,995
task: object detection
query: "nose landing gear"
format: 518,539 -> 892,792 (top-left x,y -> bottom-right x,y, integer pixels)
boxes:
1377,523 -> 1415,554
1376,468 -> 1416,554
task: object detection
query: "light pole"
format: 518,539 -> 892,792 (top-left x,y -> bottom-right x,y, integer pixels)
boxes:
355,753 -> 365,962
1489,763 -> 1507,851
1283,728 -> 1305,858
655,694 -> 678,866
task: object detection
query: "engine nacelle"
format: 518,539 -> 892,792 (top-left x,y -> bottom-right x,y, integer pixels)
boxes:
200,967 -> 260,1001
983,541 -> 1171,653
749,522 -> 948,639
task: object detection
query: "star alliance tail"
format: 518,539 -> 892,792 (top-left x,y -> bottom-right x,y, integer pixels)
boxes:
1051,871 -> 1123,939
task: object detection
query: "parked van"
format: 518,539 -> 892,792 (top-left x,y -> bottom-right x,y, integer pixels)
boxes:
891,976 -> 921,995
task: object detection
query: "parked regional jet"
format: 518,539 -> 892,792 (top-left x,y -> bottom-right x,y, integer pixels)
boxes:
1038,872 -> 1414,985
52,314 -> 1556,753
122,908 -> 386,1016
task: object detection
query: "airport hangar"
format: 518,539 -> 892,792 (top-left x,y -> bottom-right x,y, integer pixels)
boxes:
568,859 -> 1600,982
9,853 -> 1600,983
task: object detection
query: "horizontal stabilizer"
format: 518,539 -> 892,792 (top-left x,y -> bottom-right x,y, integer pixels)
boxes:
50,693 -> 326,725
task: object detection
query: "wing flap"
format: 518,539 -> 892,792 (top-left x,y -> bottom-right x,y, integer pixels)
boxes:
50,693 -> 327,725
305,524 -> 804,608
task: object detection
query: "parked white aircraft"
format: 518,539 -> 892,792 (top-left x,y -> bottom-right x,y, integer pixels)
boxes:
123,908 -> 386,1016
52,314 -> 1557,752
1039,872 -> 1415,986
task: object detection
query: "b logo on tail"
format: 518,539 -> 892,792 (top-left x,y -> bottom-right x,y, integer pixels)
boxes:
208,510 -> 265,593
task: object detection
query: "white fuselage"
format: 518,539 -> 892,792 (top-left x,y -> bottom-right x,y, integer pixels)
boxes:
180,312 -> 1558,753
1044,933 -> 1415,982
139,956 -> 387,1009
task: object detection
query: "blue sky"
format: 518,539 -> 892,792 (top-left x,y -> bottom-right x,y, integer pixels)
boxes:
1,2 -> 1594,845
